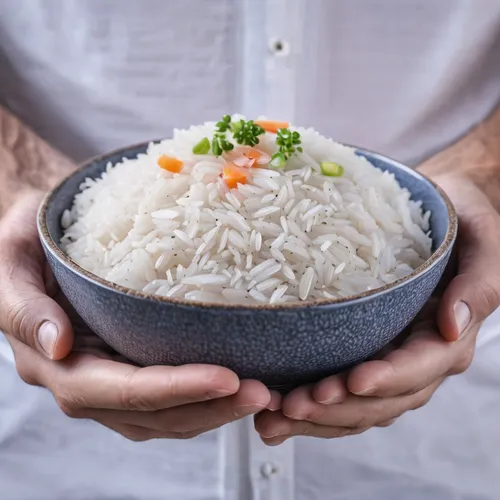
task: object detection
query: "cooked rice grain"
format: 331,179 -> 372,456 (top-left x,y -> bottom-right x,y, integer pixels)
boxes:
61,120 -> 432,305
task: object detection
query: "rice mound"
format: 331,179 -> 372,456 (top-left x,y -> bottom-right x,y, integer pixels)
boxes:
61,119 -> 432,305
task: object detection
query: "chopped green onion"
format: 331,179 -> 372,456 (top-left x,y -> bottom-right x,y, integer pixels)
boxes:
192,137 -> 210,155
320,161 -> 344,177
212,137 -> 223,156
270,152 -> 286,168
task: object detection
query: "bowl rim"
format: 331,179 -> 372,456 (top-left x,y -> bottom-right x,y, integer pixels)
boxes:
38,141 -> 458,311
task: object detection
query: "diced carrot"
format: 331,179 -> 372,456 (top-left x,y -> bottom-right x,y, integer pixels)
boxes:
243,148 -> 263,161
254,120 -> 289,134
225,147 -> 263,167
157,155 -> 183,173
223,163 -> 248,189
244,148 -> 271,166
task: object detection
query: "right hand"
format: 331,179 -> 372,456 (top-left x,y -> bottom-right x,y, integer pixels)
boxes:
0,193 -> 276,441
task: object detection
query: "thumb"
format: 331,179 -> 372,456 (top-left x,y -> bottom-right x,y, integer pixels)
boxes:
0,194 -> 74,359
2,280 -> 74,360
437,212 -> 500,342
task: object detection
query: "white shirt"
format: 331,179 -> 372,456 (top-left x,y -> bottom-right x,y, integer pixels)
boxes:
1,1 -> 500,499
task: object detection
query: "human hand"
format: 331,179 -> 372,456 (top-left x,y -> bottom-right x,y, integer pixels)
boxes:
1,193 -> 277,441
255,175 -> 500,444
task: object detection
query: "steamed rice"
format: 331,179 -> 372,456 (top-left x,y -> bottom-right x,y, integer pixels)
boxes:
61,119 -> 432,305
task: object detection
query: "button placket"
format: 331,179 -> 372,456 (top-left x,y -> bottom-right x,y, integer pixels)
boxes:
249,418 -> 295,500
264,0 -> 306,123
239,0 -> 269,119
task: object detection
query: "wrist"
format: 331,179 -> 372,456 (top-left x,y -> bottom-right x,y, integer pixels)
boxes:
417,106 -> 500,213
419,163 -> 500,214
1,106 -> 75,217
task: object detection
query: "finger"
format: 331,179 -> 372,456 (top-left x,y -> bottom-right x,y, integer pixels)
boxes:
0,282 -> 74,360
347,324 -> 457,397
438,208 -> 500,341
330,313 -> 422,397
59,358 -> 243,411
286,381 -> 346,419
10,338 -> 262,441
255,410 -> 365,440
4,334 -> 46,386
96,420 -> 170,442
96,420 -> 213,441
278,379 -> 442,429
255,410 -> 291,439
9,340 -> 242,410
0,197 -> 73,359
312,374 -> 349,405
78,380 -> 271,434
267,390 -> 283,411
283,421 -> 367,439
283,385 -> 315,418
376,417 -> 398,427
261,436 -> 288,447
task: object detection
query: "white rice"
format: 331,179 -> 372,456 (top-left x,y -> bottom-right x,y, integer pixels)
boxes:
61,119 -> 432,305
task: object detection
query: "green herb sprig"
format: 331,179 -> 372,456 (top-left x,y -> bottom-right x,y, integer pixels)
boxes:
211,115 -> 235,156
193,116 -> 304,165
231,119 -> 265,147
270,128 -> 303,167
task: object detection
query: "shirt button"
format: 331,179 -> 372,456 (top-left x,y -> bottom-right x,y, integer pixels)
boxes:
268,37 -> 290,56
261,462 -> 280,478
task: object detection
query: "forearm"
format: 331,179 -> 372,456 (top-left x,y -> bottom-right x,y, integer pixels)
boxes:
0,106 -> 75,217
418,105 -> 500,212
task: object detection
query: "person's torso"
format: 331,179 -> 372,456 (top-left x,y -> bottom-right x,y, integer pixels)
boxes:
1,0 -> 500,165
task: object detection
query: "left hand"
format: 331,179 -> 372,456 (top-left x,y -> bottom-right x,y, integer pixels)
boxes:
255,174 -> 500,445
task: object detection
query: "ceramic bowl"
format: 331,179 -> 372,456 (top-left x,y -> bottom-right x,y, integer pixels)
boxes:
38,143 -> 457,389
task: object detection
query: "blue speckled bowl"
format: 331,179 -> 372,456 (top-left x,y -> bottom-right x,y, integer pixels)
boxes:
38,143 -> 457,389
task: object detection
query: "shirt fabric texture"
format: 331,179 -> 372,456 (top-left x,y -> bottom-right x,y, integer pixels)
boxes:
1,1 -> 500,499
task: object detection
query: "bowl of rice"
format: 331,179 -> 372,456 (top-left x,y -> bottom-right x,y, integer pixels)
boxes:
38,116 -> 457,389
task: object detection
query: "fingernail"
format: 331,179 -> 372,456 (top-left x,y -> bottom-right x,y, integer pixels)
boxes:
209,388 -> 237,398
261,430 -> 281,439
38,322 -> 58,359
234,404 -> 266,418
267,391 -> 282,411
265,437 -> 287,447
352,386 -> 375,396
317,392 -> 343,405
454,301 -> 471,337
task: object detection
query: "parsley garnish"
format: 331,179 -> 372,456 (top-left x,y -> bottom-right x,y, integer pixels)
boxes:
212,115 -> 235,156
270,128 -> 303,167
199,116 -> 303,163
231,119 -> 265,147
